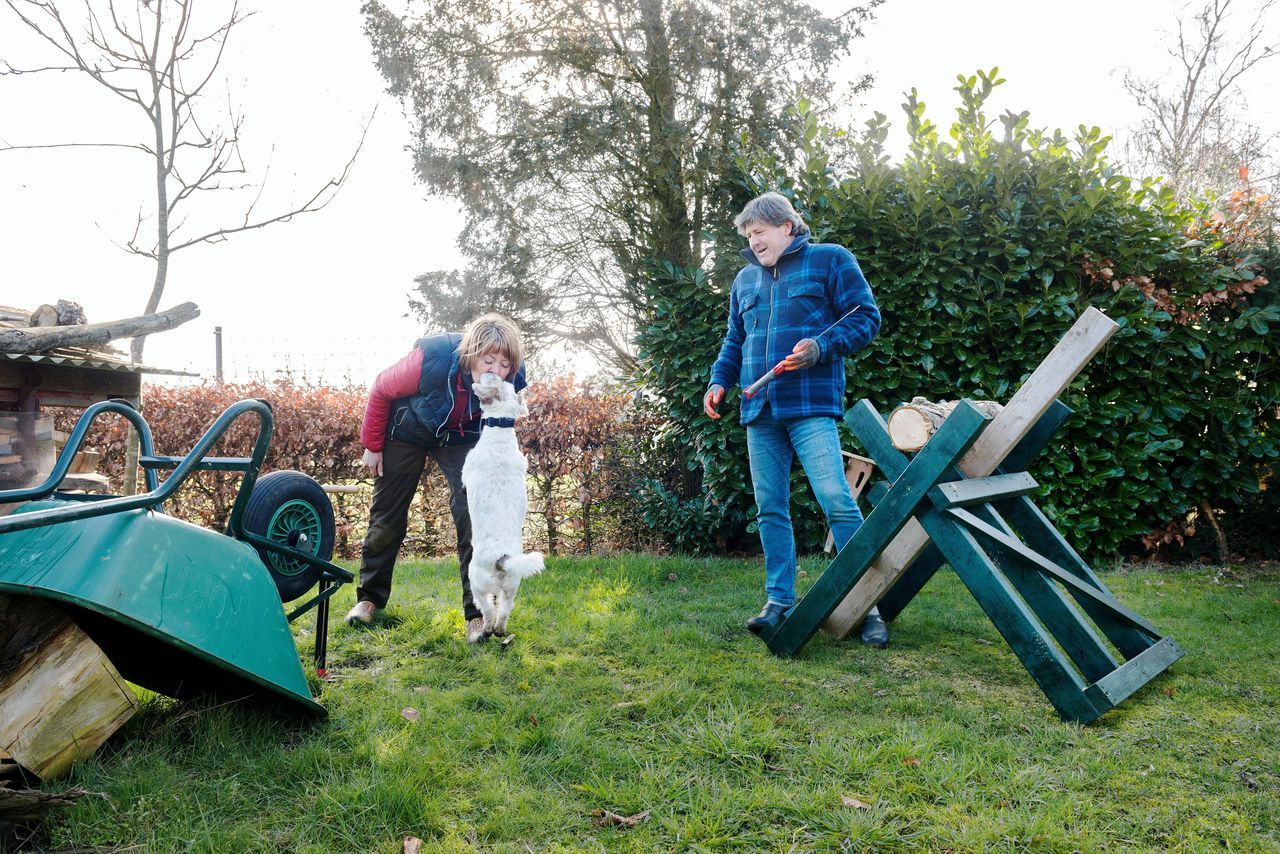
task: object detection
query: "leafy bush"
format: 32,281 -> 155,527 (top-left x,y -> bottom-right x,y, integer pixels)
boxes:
640,70 -> 1280,561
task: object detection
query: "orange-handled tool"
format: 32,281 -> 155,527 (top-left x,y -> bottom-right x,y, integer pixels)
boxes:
742,305 -> 862,399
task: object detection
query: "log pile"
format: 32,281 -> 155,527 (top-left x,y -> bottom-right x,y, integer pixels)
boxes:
886,397 -> 1005,452
0,413 -> 54,491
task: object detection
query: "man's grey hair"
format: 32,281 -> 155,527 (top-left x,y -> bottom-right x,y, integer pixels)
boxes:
734,191 -> 809,236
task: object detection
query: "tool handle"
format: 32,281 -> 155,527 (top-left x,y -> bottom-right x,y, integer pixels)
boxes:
743,361 -> 787,398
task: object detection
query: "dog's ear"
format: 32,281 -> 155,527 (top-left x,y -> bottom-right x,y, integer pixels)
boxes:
516,390 -> 529,418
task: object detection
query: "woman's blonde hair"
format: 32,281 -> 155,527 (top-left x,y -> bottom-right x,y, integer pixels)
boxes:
458,312 -> 524,372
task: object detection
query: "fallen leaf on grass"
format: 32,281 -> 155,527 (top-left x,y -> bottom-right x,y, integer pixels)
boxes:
401,708 -> 420,723
404,835 -> 422,854
592,808 -> 651,828
841,794 -> 872,810
1164,687 -> 1177,697
976,638 -> 994,645
902,757 -> 920,767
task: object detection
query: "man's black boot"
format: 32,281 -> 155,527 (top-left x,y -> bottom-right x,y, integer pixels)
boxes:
746,602 -> 789,635
860,611 -> 889,648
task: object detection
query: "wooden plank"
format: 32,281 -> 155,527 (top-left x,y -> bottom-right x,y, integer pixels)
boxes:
821,308 -> 1119,639
0,596 -> 137,780
764,401 -> 992,656
1084,636 -> 1185,709
929,472 -> 1040,509
916,505 -> 1107,723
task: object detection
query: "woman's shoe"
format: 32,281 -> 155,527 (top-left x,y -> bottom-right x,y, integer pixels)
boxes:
344,600 -> 378,625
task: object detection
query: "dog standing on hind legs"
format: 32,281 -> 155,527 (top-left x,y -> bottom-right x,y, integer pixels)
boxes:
461,372 -> 544,640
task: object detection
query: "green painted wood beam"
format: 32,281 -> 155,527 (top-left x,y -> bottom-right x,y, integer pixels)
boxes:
993,496 -> 1156,659
948,507 -> 1161,638
929,472 -> 1040,509
1084,636 -> 1186,709
763,400 -> 993,656
972,504 -> 1120,682
876,543 -> 946,624
873,402 -> 1072,625
915,503 -> 1107,723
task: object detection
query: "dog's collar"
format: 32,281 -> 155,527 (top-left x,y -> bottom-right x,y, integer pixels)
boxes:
481,417 -> 516,429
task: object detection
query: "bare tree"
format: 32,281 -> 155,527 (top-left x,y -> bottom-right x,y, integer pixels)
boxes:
0,0 -> 369,363
1122,0 -> 1279,199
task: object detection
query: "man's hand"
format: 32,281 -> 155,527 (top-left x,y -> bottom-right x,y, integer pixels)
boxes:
782,338 -> 819,371
362,448 -> 384,477
703,384 -> 725,420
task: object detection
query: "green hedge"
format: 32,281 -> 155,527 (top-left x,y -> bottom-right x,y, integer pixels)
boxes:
638,71 -> 1280,562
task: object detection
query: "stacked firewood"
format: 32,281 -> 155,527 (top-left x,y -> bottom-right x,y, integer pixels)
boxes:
0,413 -> 54,490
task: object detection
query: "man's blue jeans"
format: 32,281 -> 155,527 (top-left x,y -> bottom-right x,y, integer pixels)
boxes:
746,404 -> 864,607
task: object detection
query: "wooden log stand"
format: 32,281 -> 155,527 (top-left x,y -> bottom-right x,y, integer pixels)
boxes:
761,308 -> 1184,724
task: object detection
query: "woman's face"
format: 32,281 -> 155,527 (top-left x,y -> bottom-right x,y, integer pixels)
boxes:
470,348 -> 513,383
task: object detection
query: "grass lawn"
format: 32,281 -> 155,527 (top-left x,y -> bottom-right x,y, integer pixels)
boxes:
38,556 -> 1280,852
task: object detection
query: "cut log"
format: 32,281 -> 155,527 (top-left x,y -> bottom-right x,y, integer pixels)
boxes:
0,302 -> 199,355
28,305 -> 59,328
0,596 -> 137,780
887,397 -> 1005,452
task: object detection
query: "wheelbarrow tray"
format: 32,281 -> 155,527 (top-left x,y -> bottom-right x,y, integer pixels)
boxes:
0,499 -> 323,716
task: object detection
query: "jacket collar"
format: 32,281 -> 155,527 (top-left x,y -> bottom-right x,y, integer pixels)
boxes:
740,230 -> 811,268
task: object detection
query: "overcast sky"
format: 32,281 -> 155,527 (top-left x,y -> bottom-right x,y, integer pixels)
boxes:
1,0 -> 1277,388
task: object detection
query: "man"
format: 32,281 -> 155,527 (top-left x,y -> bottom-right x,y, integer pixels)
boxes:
703,192 -> 888,646
345,313 -> 527,644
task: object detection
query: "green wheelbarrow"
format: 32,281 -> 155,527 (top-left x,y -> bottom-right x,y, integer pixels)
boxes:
0,399 -> 354,716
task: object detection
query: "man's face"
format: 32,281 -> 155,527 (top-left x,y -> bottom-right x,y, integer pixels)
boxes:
743,220 -> 794,268
470,348 -> 513,384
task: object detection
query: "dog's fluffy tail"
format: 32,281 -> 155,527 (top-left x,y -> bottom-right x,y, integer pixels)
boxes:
498,551 -> 545,579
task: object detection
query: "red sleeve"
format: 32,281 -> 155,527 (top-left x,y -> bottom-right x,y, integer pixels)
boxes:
360,348 -> 424,451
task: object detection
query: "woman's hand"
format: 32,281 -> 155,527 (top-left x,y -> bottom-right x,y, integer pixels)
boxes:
362,448 -> 384,477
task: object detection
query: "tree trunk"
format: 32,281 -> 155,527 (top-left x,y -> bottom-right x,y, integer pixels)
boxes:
1199,500 -> 1230,563
0,303 -> 199,354
639,0 -> 692,267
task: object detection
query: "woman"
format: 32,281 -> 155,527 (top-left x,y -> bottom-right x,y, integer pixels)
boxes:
345,313 -> 527,644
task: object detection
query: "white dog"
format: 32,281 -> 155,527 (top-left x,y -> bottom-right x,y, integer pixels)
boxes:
461,372 -> 544,639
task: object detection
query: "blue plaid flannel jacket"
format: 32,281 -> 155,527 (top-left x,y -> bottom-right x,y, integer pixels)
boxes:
709,232 -> 881,425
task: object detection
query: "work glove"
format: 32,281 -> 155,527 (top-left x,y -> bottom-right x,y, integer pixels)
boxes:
703,384 -> 725,420
782,338 -> 820,371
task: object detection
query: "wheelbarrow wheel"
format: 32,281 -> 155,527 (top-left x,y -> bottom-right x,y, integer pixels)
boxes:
242,471 -> 335,602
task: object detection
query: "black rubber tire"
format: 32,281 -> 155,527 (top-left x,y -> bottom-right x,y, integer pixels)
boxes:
242,470 -> 335,602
